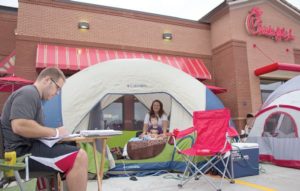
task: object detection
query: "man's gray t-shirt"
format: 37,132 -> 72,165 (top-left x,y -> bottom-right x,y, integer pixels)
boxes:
1,85 -> 44,152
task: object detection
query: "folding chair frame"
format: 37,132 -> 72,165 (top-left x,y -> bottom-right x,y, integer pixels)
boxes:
0,121 -> 60,191
173,136 -> 234,191
0,154 -> 31,191
0,156 -> 60,191
172,108 -> 235,191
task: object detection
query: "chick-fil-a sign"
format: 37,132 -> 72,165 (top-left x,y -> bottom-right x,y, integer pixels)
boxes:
245,7 -> 294,42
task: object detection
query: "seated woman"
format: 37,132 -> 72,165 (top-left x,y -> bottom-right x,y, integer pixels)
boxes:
122,101 -> 168,159
141,99 -> 168,137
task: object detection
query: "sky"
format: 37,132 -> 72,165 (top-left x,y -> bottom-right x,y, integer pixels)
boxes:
1,0 -> 300,21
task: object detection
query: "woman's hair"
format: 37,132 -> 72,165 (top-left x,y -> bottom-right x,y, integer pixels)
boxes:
149,99 -> 165,118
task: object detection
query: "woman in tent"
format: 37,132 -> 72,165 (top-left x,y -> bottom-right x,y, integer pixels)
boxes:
141,100 -> 168,137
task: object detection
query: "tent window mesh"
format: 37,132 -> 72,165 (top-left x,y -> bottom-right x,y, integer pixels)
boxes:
263,112 -> 296,138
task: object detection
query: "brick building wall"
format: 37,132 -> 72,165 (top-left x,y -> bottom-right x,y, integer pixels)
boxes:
1,0 -> 300,131
294,49 -> 300,64
0,7 -> 17,60
212,40 -> 251,132
0,7 -> 17,111
208,1 -> 300,130
14,0 -> 214,79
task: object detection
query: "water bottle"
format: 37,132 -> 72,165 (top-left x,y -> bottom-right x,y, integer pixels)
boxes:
4,151 -> 16,177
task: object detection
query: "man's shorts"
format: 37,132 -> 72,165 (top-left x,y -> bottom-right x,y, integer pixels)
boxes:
18,141 -> 79,175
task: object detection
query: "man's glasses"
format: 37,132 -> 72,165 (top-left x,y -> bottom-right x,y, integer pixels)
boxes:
50,78 -> 61,92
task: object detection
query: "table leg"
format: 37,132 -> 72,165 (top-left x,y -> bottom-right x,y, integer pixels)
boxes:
92,140 -> 101,191
99,139 -> 107,189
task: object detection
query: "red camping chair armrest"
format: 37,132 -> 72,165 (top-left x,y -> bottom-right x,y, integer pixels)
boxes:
168,127 -> 196,152
172,126 -> 196,139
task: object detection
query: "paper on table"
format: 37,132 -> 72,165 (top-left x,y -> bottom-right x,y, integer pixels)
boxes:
39,133 -> 81,148
80,130 -> 122,137
39,130 -> 122,147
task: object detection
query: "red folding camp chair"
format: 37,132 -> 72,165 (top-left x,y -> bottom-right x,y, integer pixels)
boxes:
172,108 -> 234,191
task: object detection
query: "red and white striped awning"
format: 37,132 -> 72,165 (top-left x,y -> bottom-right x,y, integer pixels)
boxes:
0,50 -> 15,75
36,44 -> 211,80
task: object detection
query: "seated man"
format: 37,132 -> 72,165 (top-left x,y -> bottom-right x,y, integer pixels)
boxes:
1,67 -> 88,191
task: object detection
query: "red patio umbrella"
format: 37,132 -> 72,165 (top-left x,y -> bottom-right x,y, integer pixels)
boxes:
0,76 -> 33,92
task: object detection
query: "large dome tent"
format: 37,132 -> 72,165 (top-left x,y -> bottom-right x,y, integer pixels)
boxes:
46,59 -> 227,173
61,59 -> 224,133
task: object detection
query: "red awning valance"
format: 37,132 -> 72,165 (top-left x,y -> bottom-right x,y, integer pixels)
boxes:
36,44 -> 211,80
0,50 -> 15,75
254,62 -> 300,79
206,85 -> 227,94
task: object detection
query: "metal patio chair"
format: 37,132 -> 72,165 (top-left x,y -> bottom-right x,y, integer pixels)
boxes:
0,121 -> 59,191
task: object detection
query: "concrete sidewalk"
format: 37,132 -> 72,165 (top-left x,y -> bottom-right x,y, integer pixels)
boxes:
87,163 -> 300,191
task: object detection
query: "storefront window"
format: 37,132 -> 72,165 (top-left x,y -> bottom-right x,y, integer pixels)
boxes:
103,100 -> 123,130
102,96 -> 148,131
260,80 -> 284,103
134,101 -> 148,131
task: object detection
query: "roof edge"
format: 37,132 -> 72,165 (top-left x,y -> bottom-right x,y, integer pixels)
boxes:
200,1 -> 228,23
0,5 -> 18,13
200,0 -> 300,23
18,0 -> 209,29
279,0 -> 300,14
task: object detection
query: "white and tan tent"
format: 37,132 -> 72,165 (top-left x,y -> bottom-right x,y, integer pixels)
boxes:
61,59 -> 224,133
58,59 -> 226,172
